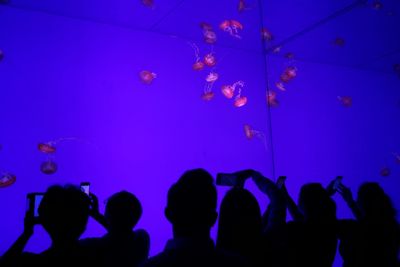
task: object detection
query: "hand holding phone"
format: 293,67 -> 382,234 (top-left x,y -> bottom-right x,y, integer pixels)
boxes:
276,176 -> 287,189
333,176 -> 343,191
80,182 -> 90,196
216,170 -> 253,188
26,193 -> 44,226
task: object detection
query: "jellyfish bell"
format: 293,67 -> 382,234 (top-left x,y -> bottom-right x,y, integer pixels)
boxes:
267,91 -> 279,107
234,96 -> 247,107
261,28 -> 273,41
203,30 -> 217,44
275,82 -> 286,91
0,173 -> 16,188
244,124 -> 254,139
338,96 -> 352,107
40,160 -> 58,175
219,20 -> 231,31
202,91 -> 215,101
203,53 -> 216,67
193,61 -> 205,71
206,72 -> 219,83
38,143 -> 56,154
139,70 -> 156,84
230,20 -> 243,30
221,85 -> 235,99
285,66 -> 297,78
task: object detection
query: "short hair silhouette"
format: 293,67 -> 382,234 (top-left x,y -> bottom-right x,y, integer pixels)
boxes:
217,187 -> 262,255
105,191 -> 143,231
39,185 -> 90,243
165,168 -> 217,232
357,182 -> 396,220
298,183 -> 336,221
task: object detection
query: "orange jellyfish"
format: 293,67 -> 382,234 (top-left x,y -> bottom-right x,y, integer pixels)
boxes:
338,96 -> 352,107
139,70 -> 156,84
380,167 -> 390,177
219,20 -> 231,31
202,72 -> 219,101
275,82 -> 286,91
234,96 -> 247,107
189,42 -> 204,71
203,53 -> 217,67
41,160 -> 58,175
280,66 -> 297,83
205,72 -> 219,83
38,143 -> 57,154
220,20 -> 243,39
200,22 -> 217,44
243,124 -> 268,149
201,91 -> 215,101
0,172 -> 16,188
267,91 -> 279,107
221,85 -> 235,99
261,28 -> 273,41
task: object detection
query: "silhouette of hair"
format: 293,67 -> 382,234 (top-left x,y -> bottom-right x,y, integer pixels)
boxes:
39,185 -> 90,242
298,183 -> 336,222
357,182 -> 396,221
166,168 -> 217,229
217,187 -> 262,255
105,191 -> 143,231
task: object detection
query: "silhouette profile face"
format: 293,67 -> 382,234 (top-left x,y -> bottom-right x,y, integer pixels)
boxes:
105,191 -> 143,232
165,169 -> 218,234
38,185 -> 90,244
298,183 -> 336,221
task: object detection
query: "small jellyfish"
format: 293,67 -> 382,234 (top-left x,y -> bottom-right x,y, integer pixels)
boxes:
280,66 -> 297,83
0,49 -> 3,61
203,53 -> 217,67
0,173 -> 16,188
206,72 -> 219,83
200,22 -> 217,44
139,70 -> 156,84
234,96 -> 247,107
220,20 -> 243,39
380,167 -> 390,177
243,124 -> 268,149
338,96 -> 352,107
221,85 -> 235,99
333,37 -> 345,47
189,42 -> 204,71
238,0 -> 248,12
275,82 -> 286,91
40,160 -> 58,175
272,46 -> 281,53
201,91 -> 215,101
141,0 -> 154,8
38,143 -> 57,154
267,91 -> 279,107
261,28 -> 273,41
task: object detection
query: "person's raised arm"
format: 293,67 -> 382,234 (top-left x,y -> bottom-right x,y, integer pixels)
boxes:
251,171 -> 287,230
89,193 -> 109,230
336,183 -> 362,220
0,212 -> 35,265
280,185 -> 304,222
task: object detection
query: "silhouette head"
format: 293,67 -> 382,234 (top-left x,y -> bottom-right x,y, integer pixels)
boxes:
165,168 -> 217,238
105,191 -> 143,233
298,183 -> 336,222
217,187 -> 262,253
39,185 -> 90,245
357,182 -> 396,221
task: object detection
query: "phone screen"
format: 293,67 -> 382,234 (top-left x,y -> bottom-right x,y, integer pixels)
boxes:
80,183 -> 90,196
34,194 -> 43,218
216,173 -> 238,186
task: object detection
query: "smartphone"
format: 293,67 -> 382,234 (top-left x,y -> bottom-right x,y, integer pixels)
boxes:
80,182 -> 90,196
276,176 -> 287,189
27,193 -> 44,219
216,173 -> 238,187
333,176 -> 343,191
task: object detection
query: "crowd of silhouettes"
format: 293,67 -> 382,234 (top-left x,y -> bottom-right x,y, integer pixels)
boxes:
1,168 -> 399,267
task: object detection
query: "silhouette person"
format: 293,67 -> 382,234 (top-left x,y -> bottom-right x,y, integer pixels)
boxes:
143,168 -> 249,267
335,182 -> 400,267
285,183 -> 338,267
81,191 -> 149,267
1,185 -> 92,266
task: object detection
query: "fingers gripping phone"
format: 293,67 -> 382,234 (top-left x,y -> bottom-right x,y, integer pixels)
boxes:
80,182 -> 90,196
26,193 -> 44,221
333,176 -> 343,191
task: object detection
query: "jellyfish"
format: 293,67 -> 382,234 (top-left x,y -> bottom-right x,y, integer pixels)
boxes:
139,70 -> 156,84
41,160 -> 58,175
201,91 -> 215,101
337,96 -> 352,107
234,96 -> 247,107
380,167 -> 390,177
280,66 -> 297,83
0,172 -> 16,188
272,46 -> 282,54
205,72 -> 219,83
202,72 -> 219,101
200,22 -> 217,44
261,28 -> 273,41
267,91 -> 279,107
243,124 -> 268,149
238,0 -> 248,12
275,82 -> 286,91
203,53 -> 217,67
219,20 -> 243,39
189,42 -> 204,71
38,143 -> 57,154
221,81 -> 244,99
141,0 -> 154,8
333,37 -> 345,47
0,49 -> 3,61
